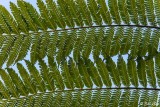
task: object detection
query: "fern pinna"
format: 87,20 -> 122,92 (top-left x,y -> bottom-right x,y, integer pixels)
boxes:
0,0 -> 160,106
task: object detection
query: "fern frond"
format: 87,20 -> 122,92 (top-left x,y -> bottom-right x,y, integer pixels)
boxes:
120,27 -> 133,55
78,58 -> 93,88
68,58 -> 84,89
106,57 -> 121,87
17,63 -> 37,94
38,58 -> 54,91
6,68 -> 28,96
117,55 -> 130,87
118,0 -> 130,24
144,0 -> 156,25
25,60 -> 46,92
85,59 -> 103,87
87,0 -> 102,25
137,57 -> 147,88
97,0 -> 112,25
0,69 -> 18,98
37,0 -> 56,30
0,5 -> 19,34
146,58 -> 156,88
48,57 -> 65,90
127,59 -> 139,87
108,0 -> 121,24
96,58 -> 112,87
137,0 -> 147,25
7,35 -> 23,67
127,0 -> 138,24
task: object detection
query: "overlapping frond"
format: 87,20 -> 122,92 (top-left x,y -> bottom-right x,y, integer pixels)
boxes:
0,0 -> 160,106
0,89 -> 158,107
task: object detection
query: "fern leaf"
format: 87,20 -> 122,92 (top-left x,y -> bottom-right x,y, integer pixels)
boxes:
127,0 -> 138,24
66,0 -> 84,27
57,0 -> 74,28
78,58 -> 93,88
144,0 -> 156,25
106,57 -> 121,87
53,92 -> 63,106
96,58 -> 112,87
56,31 -> 67,65
73,29 -> 86,62
10,2 -> 28,33
30,34 -> 40,64
119,90 -> 130,107
63,30 -> 77,58
15,35 -> 32,62
48,57 -> 65,90
7,68 -> 28,96
82,90 -> 92,107
47,31 -> 58,58
117,55 -> 130,87
41,93 -> 53,107
82,28 -> 95,59
0,81 -> 9,99
130,28 -> 142,59
118,0 -> 130,24
97,0 -> 112,25
17,63 -> 37,94
101,90 -> 111,106
149,91 -> 158,106
91,90 -> 101,106
139,90 -> 149,106
0,5 -> 19,34
75,0 -> 92,26
0,35 -> 6,49
155,53 -> 160,87
15,99 -> 25,107
33,94 -> 43,107
85,59 -> 103,87
0,10 -> 11,34
127,59 -> 139,87
154,0 -> 160,26
61,61 -> 74,89
0,69 -> 18,98
25,60 -> 46,92
25,2 -> 47,30
72,91 -> 82,106
93,28 -> 104,61
102,27 -> 114,58
108,0 -> 121,24
146,58 -> 156,88
39,33 -> 50,59
138,29 -> 150,57
61,91 -> 72,107
109,90 -> 121,107
148,30 -> 159,56
25,96 -> 35,107
7,35 -> 23,67
129,90 -> 140,106
68,58 -> 84,89
37,0 -> 56,30
137,57 -> 147,88
46,0 -> 66,28
136,0 -> 147,25
38,58 -> 54,91
120,27 -> 133,55
17,0 -> 38,31
110,27 -> 123,56
87,0 -> 102,25
0,36 -> 14,67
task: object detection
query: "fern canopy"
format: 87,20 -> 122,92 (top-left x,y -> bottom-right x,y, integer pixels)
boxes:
0,0 -> 160,106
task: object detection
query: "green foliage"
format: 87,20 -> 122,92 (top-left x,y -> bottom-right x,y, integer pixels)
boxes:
0,0 -> 159,106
